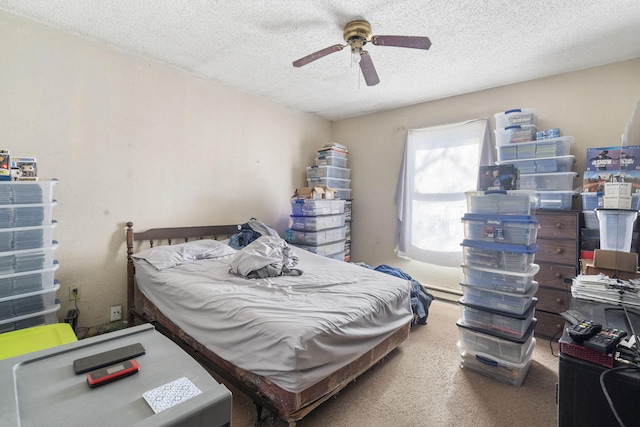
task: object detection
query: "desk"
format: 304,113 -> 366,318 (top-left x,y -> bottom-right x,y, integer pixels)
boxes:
0,324 -> 231,427
558,299 -> 640,427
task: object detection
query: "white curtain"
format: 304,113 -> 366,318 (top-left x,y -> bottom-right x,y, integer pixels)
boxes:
395,119 -> 494,267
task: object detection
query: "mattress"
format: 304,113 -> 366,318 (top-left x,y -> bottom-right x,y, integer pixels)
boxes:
133,248 -> 413,393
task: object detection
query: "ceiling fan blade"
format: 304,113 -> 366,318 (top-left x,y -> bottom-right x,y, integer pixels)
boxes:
292,44 -> 345,67
371,35 -> 432,50
359,51 -> 380,86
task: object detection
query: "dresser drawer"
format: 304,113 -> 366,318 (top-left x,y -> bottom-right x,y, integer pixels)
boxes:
535,239 -> 578,264
535,286 -> 571,313
536,211 -> 578,240
535,263 -> 577,289
534,310 -> 565,339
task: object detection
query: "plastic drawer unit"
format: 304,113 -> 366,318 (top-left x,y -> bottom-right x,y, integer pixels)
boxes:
306,165 -> 351,180
307,177 -> 351,189
460,281 -> 539,316
461,240 -> 537,272
458,297 -> 537,339
496,136 -> 575,161
534,191 -> 576,210
290,213 -> 346,231
461,214 -> 540,245
465,190 -> 536,215
284,226 -> 347,246
0,243 -> 57,275
0,181 -> 57,205
460,263 -> 539,294
519,171 -> 578,191
457,338 -> 535,387
294,240 -> 346,257
290,199 -> 345,216
456,320 -> 536,364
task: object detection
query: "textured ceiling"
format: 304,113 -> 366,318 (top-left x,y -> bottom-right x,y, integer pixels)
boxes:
2,1 -> 640,121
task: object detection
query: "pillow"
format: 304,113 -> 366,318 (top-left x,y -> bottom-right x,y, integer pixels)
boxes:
132,239 -> 237,270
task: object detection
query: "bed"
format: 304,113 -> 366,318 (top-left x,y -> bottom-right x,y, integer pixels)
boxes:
126,221 -> 413,426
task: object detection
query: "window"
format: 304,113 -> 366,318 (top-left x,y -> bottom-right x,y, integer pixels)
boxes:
395,119 -> 494,267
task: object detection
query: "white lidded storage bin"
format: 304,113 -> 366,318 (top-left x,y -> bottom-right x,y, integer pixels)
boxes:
0,222 -> 57,252
458,297 -> 536,339
316,153 -> 348,168
519,171 -> 578,191
306,165 -> 351,180
496,136 -> 575,161
294,240 -> 345,257
290,214 -> 346,231
460,281 -> 538,316
461,240 -> 537,272
595,209 -> 638,252
290,199 -> 345,216
284,226 -> 347,246
534,191 -> 576,210
456,320 -> 535,364
460,263 -> 539,294
461,214 -> 539,245
494,108 -> 538,129
0,243 -> 57,275
307,177 -> 351,189
0,180 -> 57,204
494,125 -> 538,145
465,190 -> 536,215
457,338 -> 535,387
496,155 -> 575,174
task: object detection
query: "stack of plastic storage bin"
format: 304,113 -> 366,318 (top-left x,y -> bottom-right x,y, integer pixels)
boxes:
306,144 -> 352,261
457,190 -> 539,386
284,198 -> 347,260
494,108 -> 578,210
0,180 -> 59,334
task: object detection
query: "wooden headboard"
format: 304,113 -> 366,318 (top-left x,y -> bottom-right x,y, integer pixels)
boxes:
125,221 -> 240,324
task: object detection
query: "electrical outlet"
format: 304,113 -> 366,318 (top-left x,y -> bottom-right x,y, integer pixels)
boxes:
110,304 -> 122,322
69,286 -> 80,301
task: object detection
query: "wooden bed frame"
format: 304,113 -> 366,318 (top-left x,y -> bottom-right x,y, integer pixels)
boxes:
125,221 -> 411,426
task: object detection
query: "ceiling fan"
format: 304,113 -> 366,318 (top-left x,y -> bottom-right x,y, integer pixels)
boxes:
292,19 -> 432,86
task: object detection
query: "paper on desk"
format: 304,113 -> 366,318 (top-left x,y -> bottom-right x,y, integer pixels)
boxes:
143,377 -> 202,414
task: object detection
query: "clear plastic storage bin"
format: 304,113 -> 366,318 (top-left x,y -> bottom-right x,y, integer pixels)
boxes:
534,191 -> 576,210
457,338 -> 535,387
461,240 -> 537,272
334,188 -> 352,200
494,108 -> 538,129
595,209 -> 638,252
0,180 -> 57,205
0,280 -> 60,322
0,222 -> 57,252
465,190 -> 536,215
458,297 -> 536,339
460,263 -> 539,294
316,153 -> 348,168
0,243 -> 57,275
0,302 -> 60,333
290,214 -> 346,231
582,192 -> 640,210
496,155 -> 575,174
290,199 -> 345,216
0,262 -> 59,297
0,201 -> 56,228
494,124 -> 538,145
496,136 -> 575,160
306,165 -> 351,180
461,214 -> 539,245
307,177 -> 351,189
457,320 -> 535,364
284,226 -> 347,245
519,171 -> 578,191
294,240 -> 345,257
460,281 -> 538,315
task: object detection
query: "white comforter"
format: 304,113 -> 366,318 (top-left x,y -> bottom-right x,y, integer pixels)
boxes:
133,248 -> 413,393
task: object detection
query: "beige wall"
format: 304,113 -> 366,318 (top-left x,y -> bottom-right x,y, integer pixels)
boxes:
0,11 -> 331,327
332,58 -> 640,297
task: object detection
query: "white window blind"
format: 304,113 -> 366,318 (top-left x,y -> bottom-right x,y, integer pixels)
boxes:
395,119 -> 494,267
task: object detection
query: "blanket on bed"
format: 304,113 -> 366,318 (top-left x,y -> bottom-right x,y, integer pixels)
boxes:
229,235 -> 302,278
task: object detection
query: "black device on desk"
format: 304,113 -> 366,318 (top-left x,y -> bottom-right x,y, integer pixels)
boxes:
558,299 -> 640,427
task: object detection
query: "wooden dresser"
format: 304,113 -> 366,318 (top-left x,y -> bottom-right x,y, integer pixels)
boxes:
533,210 -> 580,339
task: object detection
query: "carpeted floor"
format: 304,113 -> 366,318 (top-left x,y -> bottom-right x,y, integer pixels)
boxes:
221,299 -> 560,427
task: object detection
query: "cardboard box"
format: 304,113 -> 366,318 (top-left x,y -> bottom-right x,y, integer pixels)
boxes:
603,182 -> 632,209
583,249 -> 640,279
292,186 -> 336,200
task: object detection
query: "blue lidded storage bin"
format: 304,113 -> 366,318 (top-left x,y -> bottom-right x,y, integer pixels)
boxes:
461,240 -> 537,272
461,214 -> 539,245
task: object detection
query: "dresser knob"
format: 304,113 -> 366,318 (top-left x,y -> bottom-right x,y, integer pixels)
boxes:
556,324 -> 562,330
556,298 -> 562,304
555,273 -> 562,279
555,248 -> 564,254
555,222 -> 565,229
